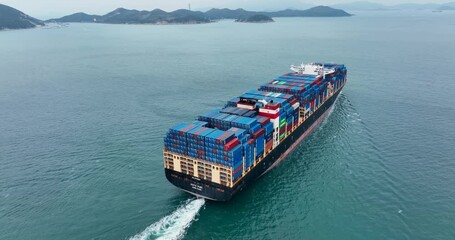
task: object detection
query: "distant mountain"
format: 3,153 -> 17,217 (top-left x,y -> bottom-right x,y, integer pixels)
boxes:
50,6 -> 351,24
236,14 -> 274,23
49,8 -> 211,24
205,8 -> 254,19
295,6 -> 352,17
0,4 -> 43,30
166,9 -> 209,24
264,6 -> 351,17
206,6 -> 351,19
48,12 -> 100,23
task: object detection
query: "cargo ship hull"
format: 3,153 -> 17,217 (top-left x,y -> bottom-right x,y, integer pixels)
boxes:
165,86 -> 343,201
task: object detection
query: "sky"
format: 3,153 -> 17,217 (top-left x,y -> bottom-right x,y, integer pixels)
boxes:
2,0 -> 451,19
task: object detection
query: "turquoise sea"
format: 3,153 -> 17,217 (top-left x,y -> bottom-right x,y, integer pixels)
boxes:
1,10 -> 455,240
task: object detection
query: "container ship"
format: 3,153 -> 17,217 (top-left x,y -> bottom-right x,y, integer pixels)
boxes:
163,63 -> 347,201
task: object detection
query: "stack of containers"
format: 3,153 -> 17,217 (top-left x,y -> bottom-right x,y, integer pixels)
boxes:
281,99 -> 292,136
226,97 -> 240,108
313,85 -> 320,109
199,107 -> 265,170
165,123 -> 246,179
260,73 -> 325,112
198,109 -> 221,125
228,127 -> 252,176
255,115 -> 270,155
223,114 -> 238,125
232,153 -> 243,181
243,92 -> 280,146
227,93 -> 268,162
253,90 -> 300,130
233,108 -> 249,116
289,98 -> 300,126
244,139 -> 255,169
220,107 -> 249,116
227,127 -> 247,140
258,102 -> 280,148
241,110 -> 257,118
229,116 -> 261,134
279,111 -> 286,141
198,110 -> 261,133
205,129 -> 242,168
252,128 -> 265,159
238,133 -> 250,145
164,123 -> 198,155
186,126 -> 215,160
263,96 -> 290,141
315,63 -> 347,97
211,113 -> 231,130
192,120 -> 208,127
220,107 -> 239,115
246,90 -> 296,105
255,115 -> 270,127
263,122 -> 274,152
286,107 -> 294,134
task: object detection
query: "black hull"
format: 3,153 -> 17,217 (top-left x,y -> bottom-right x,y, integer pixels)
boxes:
165,86 -> 344,201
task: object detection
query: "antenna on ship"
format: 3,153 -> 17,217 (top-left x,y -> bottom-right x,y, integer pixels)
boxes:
188,3 -> 191,10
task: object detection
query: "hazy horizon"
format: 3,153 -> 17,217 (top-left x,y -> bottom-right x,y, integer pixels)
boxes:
1,0 -> 453,19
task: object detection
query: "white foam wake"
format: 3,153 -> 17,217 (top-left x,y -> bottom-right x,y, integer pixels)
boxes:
130,198 -> 205,240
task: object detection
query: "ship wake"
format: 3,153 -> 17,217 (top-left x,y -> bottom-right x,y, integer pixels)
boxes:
129,198 -> 205,240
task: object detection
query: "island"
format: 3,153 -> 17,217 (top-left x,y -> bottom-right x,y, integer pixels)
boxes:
48,12 -> 99,23
0,4 -> 352,29
0,4 -> 43,30
48,8 -> 211,24
49,6 -> 352,24
235,14 -> 274,23
206,6 -> 351,19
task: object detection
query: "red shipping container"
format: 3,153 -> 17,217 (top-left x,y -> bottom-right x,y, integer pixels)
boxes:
252,128 -> 265,139
279,126 -> 286,134
287,122 -> 293,133
224,138 -> 239,152
265,140 -> 273,152
265,103 -> 280,110
259,111 -> 279,119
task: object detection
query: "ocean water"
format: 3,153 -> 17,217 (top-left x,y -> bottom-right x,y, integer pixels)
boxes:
1,10 -> 455,240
